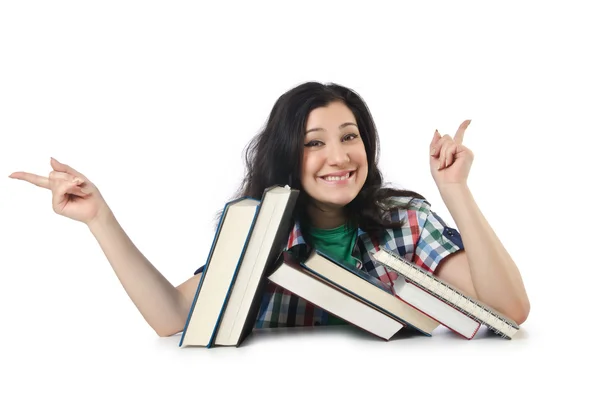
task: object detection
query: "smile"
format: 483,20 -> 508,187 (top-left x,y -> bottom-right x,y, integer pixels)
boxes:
319,171 -> 355,184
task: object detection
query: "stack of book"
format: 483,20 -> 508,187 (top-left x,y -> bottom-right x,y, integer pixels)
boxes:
179,186 -> 519,348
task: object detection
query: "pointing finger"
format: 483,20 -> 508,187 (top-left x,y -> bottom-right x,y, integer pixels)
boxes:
454,119 -> 471,145
8,172 -> 50,189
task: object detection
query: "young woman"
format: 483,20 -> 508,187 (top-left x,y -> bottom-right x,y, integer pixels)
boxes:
8,82 -> 530,337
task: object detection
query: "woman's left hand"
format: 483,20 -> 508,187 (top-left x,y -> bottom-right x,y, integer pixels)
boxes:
429,119 -> 474,188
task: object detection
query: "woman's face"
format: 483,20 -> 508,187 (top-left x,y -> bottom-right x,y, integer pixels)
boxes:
301,101 -> 368,211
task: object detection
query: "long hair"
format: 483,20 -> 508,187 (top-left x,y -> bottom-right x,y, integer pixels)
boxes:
220,81 -> 426,235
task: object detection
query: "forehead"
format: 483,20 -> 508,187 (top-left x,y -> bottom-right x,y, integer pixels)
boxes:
305,102 -> 356,129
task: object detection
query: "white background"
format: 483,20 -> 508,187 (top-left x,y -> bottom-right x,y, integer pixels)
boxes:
1,1 -> 597,395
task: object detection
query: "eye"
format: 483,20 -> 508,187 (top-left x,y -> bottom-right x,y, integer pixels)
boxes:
343,133 -> 359,141
304,140 -> 323,147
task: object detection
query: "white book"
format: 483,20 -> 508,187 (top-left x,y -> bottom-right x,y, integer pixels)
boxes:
372,248 -> 520,339
268,253 -> 405,341
179,197 -> 260,347
392,277 -> 481,339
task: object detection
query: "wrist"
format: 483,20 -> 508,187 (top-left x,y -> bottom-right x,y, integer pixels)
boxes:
87,204 -> 116,234
437,183 -> 476,214
438,182 -> 470,198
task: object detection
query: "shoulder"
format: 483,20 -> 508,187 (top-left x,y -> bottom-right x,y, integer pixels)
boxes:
378,195 -> 432,223
376,194 -> 463,249
356,195 -> 431,251
372,195 -> 464,272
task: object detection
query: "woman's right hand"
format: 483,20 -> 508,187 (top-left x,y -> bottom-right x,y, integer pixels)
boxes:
9,157 -> 111,225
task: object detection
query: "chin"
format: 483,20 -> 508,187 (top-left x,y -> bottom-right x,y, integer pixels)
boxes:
308,189 -> 361,209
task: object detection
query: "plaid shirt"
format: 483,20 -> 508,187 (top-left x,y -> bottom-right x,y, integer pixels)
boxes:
195,197 -> 464,328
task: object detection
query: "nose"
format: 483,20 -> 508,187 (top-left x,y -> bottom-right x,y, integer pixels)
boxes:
327,142 -> 350,166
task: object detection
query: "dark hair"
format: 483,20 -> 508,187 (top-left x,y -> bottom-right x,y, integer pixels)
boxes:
220,81 -> 426,236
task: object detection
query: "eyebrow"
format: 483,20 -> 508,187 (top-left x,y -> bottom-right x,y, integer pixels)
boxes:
305,122 -> 358,135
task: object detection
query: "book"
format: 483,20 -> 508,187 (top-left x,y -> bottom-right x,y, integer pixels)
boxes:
298,249 -> 439,336
372,248 -> 520,339
268,251 -> 405,341
179,196 -> 260,347
213,185 -> 299,347
392,276 -> 481,339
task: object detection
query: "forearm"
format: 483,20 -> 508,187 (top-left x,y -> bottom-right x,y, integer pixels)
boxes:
439,184 -> 530,321
87,207 -> 189,336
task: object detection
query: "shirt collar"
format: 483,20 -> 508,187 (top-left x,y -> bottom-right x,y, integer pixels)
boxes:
286,218 -> 368,252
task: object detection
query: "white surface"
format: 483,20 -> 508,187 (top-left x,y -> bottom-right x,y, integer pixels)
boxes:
0,1 -> 597,395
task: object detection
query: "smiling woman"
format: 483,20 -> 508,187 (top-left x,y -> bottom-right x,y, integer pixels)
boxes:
301,102 -> 368,227
9,81 -> 530,337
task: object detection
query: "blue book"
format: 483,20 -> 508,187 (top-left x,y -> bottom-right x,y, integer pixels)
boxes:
179,196 -> 260,348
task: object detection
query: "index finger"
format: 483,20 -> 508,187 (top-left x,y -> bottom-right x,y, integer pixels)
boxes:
8,172 -> 50,189
454,119 -> 471,145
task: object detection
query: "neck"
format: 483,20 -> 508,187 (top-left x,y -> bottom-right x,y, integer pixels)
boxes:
306,200 -> 347,229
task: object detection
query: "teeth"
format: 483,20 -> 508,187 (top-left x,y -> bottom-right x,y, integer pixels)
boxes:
323,172 -> 350,181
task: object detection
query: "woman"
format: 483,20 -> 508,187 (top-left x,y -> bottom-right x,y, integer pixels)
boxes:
8,82 -> 530,337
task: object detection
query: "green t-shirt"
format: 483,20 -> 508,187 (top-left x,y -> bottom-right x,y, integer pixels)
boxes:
306,223 -> 358,325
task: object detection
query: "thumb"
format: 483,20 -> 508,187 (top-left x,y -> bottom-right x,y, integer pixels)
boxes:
51,157 -> 85,179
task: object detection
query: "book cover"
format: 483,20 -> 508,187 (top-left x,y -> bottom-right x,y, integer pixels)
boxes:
230,185 -> 299,347
179,196 -> 260,347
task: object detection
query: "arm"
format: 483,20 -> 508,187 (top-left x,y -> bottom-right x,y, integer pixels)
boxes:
435,184 -> 530,324
88,206 -> 200,337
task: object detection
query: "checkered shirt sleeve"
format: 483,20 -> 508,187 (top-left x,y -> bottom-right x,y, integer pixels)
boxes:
413,208 -> 464,273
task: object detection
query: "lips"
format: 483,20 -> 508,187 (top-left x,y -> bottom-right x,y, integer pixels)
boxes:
319,170 -> 356,179
319,170 -> 355,183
